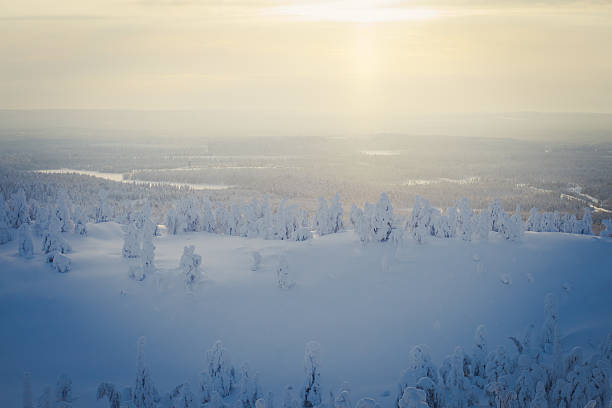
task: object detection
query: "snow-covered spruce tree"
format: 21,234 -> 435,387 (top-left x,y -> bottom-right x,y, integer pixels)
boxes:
303,341 -> 322,408
276,256 -> 293,289
599,218 -> 612,238
23,372 -> 33,408
55,374 -> 73,407
457,198 -> 473,242
497,210 -> 522,242
316,197 -> 331,236
55,190 -> 73,233
166,208 -> 181,235
408,196 -> 434,244
397,345 -> 439,408
471,325 -> 488,389
357,203 -> 374,243
349,204 -> 362,230
239,363 -> 260,408
95,190 -> 111,223
205,340 -> 235,398
215,205 -> 230,235
0,193 -> 12,244
526,208 -> 542,232
580,207 -> 593,235
229,203 -> 242,236
439,346 -> 477,408
133,337 -> 159,408
202,197 -> 216,233
373,192 -> 393,242
72,206 -> 87,236
18,224 -> 34,259
398,387 -> 429,408
487,199 -> 505,233
141,219 -> 156,278
180,245 -> 202,289
328,194 -> 344,234
42,217 -> 71,262
242,199 -> 260,238
9,188 -> 30,229
123,221 -> 141,259
540,293 -> 559,355
97,383 -> 121,408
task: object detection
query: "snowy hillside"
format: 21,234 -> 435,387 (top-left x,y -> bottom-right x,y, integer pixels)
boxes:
1,223 -> 611,407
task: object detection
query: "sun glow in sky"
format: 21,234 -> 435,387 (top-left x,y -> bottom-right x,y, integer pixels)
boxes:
2,0 -> 612,127
263,1 -> 441,23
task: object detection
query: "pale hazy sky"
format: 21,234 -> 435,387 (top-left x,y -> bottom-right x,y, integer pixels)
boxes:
2,0 -> 612,116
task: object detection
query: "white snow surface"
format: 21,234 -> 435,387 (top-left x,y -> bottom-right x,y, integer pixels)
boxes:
0,223 -> 611,407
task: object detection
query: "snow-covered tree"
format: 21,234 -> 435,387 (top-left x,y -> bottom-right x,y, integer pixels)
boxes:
141,219 -> 156,278
42,218 -> 71,262
55,190 -> 73,233
541,293 -> 559,354
18,224 -> 34,259
95,190 -> 111,223
328,194 -> 344,234
123,221 -> 141,259
202,197 -> 216,233
133,337 -> 159,408
408,196 -> 434,244
180,245 -> 202,289
373,193 -> 393,242
526,208 -> 542,232
472,325 -> 488,387
276,256 -> 293,289
397,345 -> 438,408
55,374 -> 73,406
457,199 -> 473,242
97,383 -> 121,408
9,189 -> 30,229
303,341 -> 322,408
597,219 -> 610,238
316,197 -> 330,236
580,207 -> 593,235
205,340 -> 235,398
349,204 -> 362,230
0,193 -> 11,244
488,199 -> 505,233
72,206 -> 88,236
398,388 -> 429,408
239,363 -> 260,408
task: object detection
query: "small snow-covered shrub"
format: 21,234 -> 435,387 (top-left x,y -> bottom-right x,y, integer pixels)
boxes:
51,252 -> 71,273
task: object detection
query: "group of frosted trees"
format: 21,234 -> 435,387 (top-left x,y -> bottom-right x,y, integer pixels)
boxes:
166,196 -> 313,242
24,299 -> 612,408
395,294 -> 612,408
349,193 -> 598,245
526,207 -> 594,235
0,188 -> 86,272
